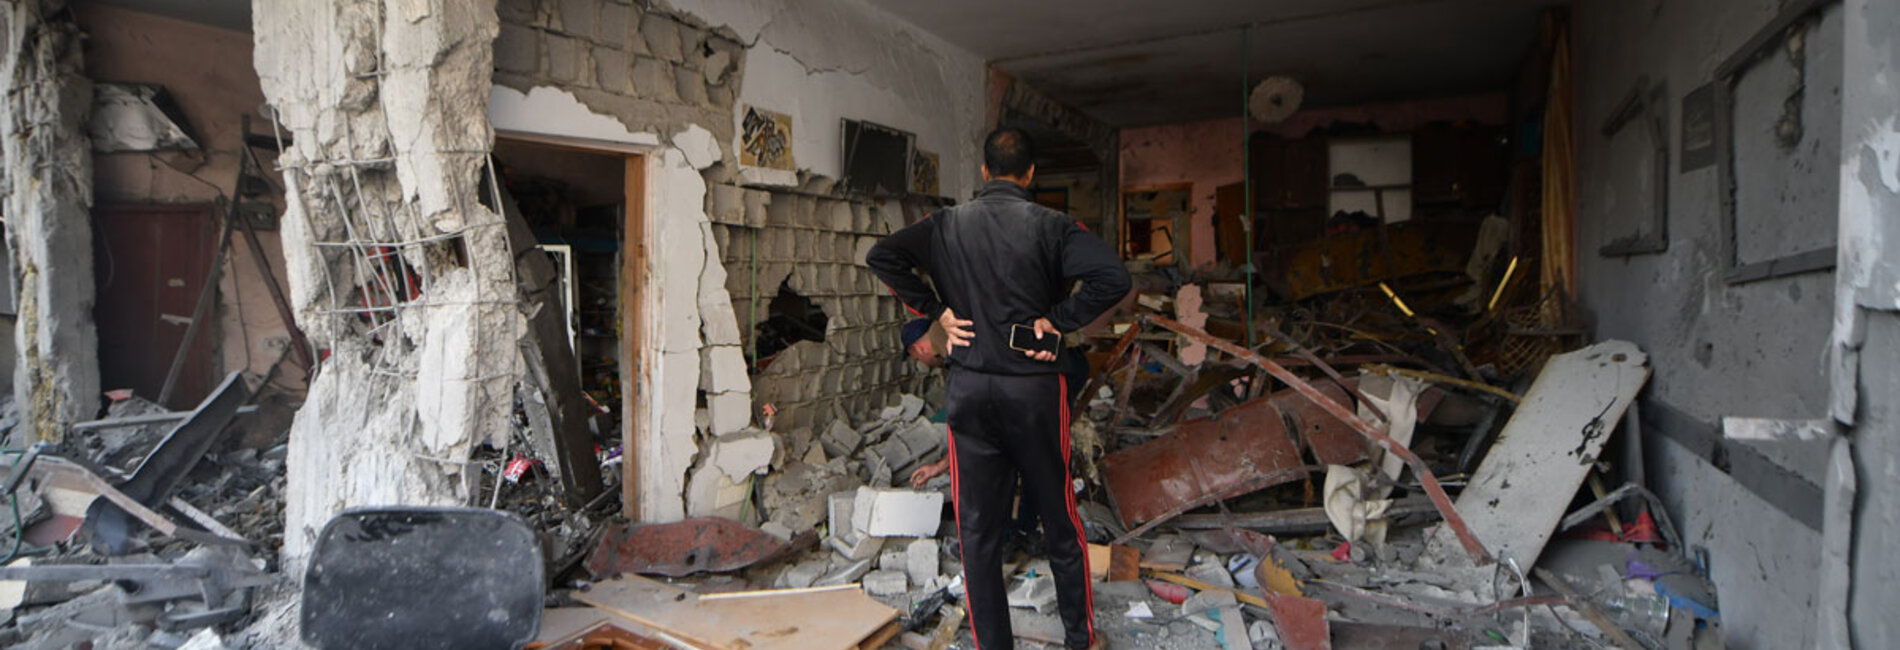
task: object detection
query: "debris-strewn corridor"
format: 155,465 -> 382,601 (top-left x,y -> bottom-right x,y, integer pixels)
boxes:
0,0 -> 1895,648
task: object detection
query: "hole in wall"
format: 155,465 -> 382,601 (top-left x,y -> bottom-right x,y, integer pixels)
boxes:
751,280 -> 828,364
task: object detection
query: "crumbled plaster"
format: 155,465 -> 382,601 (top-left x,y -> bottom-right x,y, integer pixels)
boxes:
2,0 -> 100,442
667,0 -> 984,198
254,0 -> 519,567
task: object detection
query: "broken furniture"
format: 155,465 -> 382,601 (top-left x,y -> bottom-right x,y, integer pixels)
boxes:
0,547 -> 269,631
82,372 -> 253,555
583,517 -> 797,578
301,507 -> 545,650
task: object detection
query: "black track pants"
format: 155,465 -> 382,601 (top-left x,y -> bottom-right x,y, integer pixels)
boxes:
946,369 -> 1094,650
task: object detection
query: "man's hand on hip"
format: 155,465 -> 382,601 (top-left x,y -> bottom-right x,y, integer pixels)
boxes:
1025,317 -> 1060,362
939,308 -> 975,349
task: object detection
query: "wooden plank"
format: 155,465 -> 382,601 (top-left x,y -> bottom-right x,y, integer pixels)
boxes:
1425,341 -> 1649,568
575,575 -> 899,650
622,154 -> 649,519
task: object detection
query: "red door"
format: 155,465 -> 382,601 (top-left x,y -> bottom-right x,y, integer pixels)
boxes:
94,204 -> 218,409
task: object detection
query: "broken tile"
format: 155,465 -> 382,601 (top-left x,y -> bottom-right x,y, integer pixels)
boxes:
707,391 -> 752,435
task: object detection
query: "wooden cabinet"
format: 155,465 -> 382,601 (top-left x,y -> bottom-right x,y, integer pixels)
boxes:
1249,133 -> 1328,210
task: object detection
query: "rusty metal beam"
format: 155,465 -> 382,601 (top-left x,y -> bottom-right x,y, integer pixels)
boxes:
1144,315 -> 1491,564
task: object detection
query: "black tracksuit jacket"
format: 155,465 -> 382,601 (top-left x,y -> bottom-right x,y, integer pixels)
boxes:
867,180 -> 1131,374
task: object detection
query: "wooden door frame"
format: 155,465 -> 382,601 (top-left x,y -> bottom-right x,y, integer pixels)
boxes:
495,129 -> 655,519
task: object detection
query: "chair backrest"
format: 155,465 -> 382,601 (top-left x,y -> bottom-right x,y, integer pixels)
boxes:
301,507 -> 544,650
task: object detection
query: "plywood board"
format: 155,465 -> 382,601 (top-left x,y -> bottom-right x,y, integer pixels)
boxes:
574,575 -> 899,650
1425,340 -> 1649,567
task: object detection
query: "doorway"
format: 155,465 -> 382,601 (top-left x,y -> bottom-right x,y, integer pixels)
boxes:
491,134 -> 650,516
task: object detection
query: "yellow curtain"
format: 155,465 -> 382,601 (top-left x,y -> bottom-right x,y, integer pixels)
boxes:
1539,12 -> 1577,321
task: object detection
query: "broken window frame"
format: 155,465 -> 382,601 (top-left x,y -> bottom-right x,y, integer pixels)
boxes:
1598,77 -> 1670,257
1713,0 -> 1840,284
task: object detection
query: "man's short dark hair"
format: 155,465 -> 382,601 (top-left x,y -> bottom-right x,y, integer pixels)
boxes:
983,127 -> 1036,178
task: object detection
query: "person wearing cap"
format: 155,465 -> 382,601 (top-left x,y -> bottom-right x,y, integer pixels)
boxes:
869,127 -> 1130,650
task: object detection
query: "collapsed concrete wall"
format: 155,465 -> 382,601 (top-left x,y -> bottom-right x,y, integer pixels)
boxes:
252,0 -> 518,565
2,0 -> 100,442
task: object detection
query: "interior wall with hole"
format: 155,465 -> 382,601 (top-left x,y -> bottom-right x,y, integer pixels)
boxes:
1573,1 -> 1844,646
75,4 -> 301,402
490,0 -> 986,521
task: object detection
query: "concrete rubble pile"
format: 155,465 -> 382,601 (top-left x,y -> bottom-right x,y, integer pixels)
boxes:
0,384 -> 298,650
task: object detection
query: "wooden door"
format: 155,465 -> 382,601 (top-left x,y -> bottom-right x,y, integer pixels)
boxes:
94,204 -> 218,409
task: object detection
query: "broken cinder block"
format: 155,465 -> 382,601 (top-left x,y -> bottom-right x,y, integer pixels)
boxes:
862,569 -> 910,597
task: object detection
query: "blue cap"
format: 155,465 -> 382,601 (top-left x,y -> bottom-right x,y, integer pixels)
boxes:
901,318 -> 932,348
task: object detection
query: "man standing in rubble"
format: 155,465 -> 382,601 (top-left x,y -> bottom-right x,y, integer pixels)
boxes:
869,128 -> 1131,650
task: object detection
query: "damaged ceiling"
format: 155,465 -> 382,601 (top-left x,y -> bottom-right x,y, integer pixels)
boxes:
871,0 -> 1568,126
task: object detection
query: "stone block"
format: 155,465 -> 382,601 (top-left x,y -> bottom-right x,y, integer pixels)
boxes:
862,570 -> 909,597
781,560 -> 829,589
640,15 -> 683,62
827,201 -> 854,231
860,489 -> 945,538
820,418 -> 862,457
702,49 -> 733,85
675,66 -> 708,106
704,345 -> 748,394
766,195 -> 797,226
827,532 -> 884,562
816,557 -> 875,587
631,57 -> 677,102
877,548 -> 906,573
905,539 -> 941,586
707,183 -> 745,225
598,2 -> 633,48
707,391 -> 752,435
744,190 -> 771,228
854,236 -> 878,266
708,83 -> 735,109
546,34 -> 583,84
594,47 -> 631,93
710,428 -> 775,481
498,0 -> 537,25
797,197 -> 820,227
558,0 -> 597,38
760,521 -> 794,541
495,24 -> 541,74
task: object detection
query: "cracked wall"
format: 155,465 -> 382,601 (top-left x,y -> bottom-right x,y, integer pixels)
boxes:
3,0 -> 100,442
253,0 -> 519,566
1838,0 -> 1900,646
491,0 -> 983,521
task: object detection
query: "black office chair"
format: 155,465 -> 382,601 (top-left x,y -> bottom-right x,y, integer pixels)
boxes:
301,507 -> 544,650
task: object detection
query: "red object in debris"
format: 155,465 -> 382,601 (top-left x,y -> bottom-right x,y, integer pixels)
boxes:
584,518 -> 796,578
1572,511 -> 1665,546
1102,398 -> 1309,529
1331,542 -> 1353,563
104,389 -> 135,402
1265,593 -> 1334,650
503,457 -> 534,483
1145,579 -> 1192,605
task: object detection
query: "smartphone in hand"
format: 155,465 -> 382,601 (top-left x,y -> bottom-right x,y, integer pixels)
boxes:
1009,323 -> 1060,359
